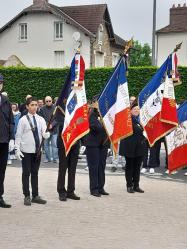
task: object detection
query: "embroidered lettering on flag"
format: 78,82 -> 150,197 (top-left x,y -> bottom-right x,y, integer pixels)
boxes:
166,101 -> 187,173
139,53 -> 179,147
61,53 -> 89,155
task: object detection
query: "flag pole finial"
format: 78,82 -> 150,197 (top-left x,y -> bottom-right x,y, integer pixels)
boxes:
124,38 -> 133,55
173,42 -> 182,53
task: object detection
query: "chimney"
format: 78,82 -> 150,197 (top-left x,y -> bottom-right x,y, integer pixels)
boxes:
170,3 -> 187,26
33,0 -> 48,5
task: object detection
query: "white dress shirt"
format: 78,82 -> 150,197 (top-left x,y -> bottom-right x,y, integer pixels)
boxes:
15,113 -> 47,153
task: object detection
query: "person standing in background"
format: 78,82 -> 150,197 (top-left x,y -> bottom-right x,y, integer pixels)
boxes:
7,103 -> 21,165
40,96 -> 58,163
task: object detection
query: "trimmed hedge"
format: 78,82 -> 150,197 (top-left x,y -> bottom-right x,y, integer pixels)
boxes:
0,66 -> 186,103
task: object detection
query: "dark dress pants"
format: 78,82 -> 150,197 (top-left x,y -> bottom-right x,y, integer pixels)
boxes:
125,156 -> 143,188
0,143 -> 9,197
57,142 -> 79,196
22,153 -> 41,197
142,140 -> 149,168
148,139 -> 161,168
86,146 -> 108,194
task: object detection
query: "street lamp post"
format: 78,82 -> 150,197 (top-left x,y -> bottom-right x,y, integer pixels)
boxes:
152,0 -> 156,66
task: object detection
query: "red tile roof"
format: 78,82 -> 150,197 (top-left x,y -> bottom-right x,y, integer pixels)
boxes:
0,2 -> 125,47
61,4 -> 107,35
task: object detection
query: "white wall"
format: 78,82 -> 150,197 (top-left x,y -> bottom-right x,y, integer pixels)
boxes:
157,32 -> 187,66
0,13 -> 91,68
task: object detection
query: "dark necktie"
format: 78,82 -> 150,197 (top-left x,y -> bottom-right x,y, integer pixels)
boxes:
33,116 -> 40,152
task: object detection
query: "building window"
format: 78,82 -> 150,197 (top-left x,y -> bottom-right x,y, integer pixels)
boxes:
112,52 -> 120,67
19,23 -> 27,40
54,22 -> 63,40
54,51 -> 65,68
98,24 -> 104,45
95,52 -> 104,67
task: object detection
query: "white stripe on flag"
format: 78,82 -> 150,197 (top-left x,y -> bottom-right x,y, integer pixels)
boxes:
140,84 -> 164,127
116,82 -> 130,113
102,82 -> 130,137
166,120 -> 187,155
63,85 -> 87,132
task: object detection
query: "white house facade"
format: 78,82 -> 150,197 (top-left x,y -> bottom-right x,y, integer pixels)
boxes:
0,8 -> 91,68
0,0 -> 126,69
156,4 -> 187,66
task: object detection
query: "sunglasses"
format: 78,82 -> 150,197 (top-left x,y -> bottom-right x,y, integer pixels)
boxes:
46,100 -> 52,102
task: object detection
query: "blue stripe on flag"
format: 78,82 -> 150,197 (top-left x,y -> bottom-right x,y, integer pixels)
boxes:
98,57 -> 127,117
138,57 -> 168,108
177,101 -> 187,124
70,56 -> 76,82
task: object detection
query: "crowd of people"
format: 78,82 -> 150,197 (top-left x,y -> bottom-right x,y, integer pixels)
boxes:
0,74 -> 186,209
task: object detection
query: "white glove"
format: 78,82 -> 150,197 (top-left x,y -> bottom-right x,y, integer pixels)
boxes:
43,131 -> 50,139
15,150 -> 24,161
9,139 -> 15,152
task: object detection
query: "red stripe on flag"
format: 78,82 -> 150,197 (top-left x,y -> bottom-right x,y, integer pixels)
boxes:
161,98 -> 178,124
168,143 -> 187,173
144,112 -> 177,146
111,107 -> 132,143
62,104 -> 89,155
79,56 -> 85,81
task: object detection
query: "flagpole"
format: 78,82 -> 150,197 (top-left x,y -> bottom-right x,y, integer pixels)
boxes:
36,42 -> 84,157
152,0 -> 157,66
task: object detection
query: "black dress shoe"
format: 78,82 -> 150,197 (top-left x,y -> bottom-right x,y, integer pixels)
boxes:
127,187 -> 135,193
32,196 -> 47,204
67,193 -> 80,200
99,190 -> 109,195
134,187 -> 144,193
91,192 -> 101,197
0,198 -> 11,208
59,194 -> 67,201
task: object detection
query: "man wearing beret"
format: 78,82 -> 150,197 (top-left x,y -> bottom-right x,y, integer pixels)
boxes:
0,74 -> 15,208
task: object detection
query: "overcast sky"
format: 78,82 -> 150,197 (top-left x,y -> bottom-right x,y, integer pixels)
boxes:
1,0 -> 186,45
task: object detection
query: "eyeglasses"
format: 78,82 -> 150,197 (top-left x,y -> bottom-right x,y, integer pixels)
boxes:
46,100 -> 52,103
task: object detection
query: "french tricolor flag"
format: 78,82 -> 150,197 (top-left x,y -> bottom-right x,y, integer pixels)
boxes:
139,53 -> 179,147
62,53 -> 89,155
98,57 -> 133,152
166,101 -> 187,173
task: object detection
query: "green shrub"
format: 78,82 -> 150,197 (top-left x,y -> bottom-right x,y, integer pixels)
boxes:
0,66 -> 186,103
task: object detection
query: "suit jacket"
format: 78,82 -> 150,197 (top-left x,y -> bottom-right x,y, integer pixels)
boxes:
84,109 -> 109,148
0,94 -> 14,143
119,116 -> 146,158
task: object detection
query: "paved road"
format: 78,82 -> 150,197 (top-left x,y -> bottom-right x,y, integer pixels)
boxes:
1,155 -> 187,249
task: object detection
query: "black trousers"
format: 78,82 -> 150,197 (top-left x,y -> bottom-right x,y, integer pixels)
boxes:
125,156 -> 143,188
148,140 -> 161,168
0,143 -> 9,197
22,153 -> 41,197
57,142 -> 79,195
86,146 -> 108,194
142,140 -> 149,168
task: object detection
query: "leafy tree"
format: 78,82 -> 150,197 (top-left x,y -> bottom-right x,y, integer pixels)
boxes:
129,40 -> 152,66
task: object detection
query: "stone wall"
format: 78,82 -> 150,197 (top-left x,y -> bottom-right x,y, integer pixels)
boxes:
91,23 -> 123,68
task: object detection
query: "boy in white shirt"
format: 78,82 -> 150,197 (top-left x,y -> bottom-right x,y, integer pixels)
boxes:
15,97 -> 50,206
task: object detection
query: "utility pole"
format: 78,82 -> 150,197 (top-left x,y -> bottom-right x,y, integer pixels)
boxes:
152,0 -> 156,66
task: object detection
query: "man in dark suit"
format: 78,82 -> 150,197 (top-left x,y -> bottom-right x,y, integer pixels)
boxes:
0,74 -> 15,208
56,109 -> 80,201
